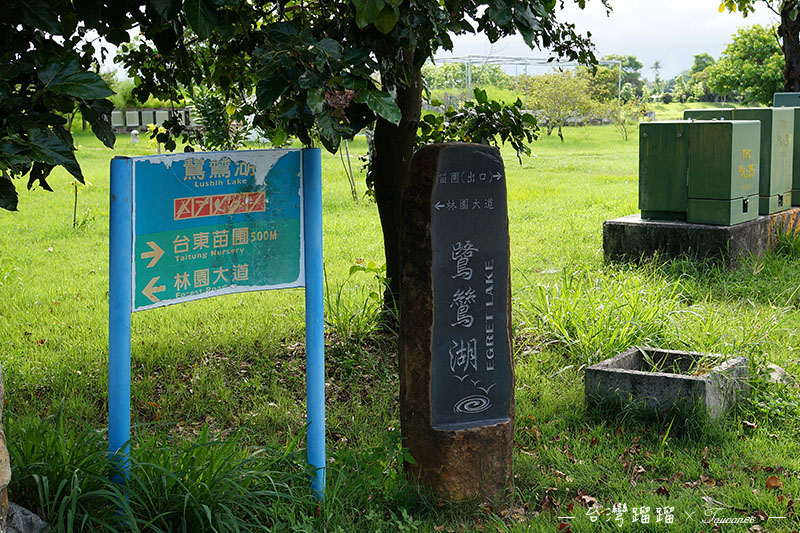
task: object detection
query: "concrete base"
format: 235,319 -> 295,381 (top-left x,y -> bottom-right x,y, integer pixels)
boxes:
585,347 -> 749,418
603,207 -> 800,267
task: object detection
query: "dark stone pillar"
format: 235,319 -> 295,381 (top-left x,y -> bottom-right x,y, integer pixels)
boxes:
399,143 -> 514,503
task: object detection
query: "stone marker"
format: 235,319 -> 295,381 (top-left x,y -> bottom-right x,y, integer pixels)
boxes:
0,364 -> 10,533
399,143 -> 514,503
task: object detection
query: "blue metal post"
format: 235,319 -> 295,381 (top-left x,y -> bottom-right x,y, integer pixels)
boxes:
109,156 -> 132,480
302,148 -> 326,498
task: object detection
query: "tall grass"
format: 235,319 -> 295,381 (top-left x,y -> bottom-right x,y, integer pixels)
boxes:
515,268 -> 687,363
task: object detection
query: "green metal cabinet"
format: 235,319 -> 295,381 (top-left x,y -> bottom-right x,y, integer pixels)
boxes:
683,109 -> 734,121
773,92 -> 800,107
686,120 -> 760,225
732,107 -> 793,214
771,93 -> 800,206
639,121 -> 688,221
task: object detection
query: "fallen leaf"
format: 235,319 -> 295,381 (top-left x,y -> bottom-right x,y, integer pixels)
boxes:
683,481 -> 700,489
753,510 -> 767,522
589,437 -> 599,447
655,485 -> 670,497
766,475 -> 783,490
743,421 -> 758,430
632,465 -> 646,477
702,446 -> 709,459
556,522 -> 571,532
540,494 -> 558,512
575,490 -> 599,508
748,525 -> 764,533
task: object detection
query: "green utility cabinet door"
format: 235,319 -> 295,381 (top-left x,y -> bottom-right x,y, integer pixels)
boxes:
771,93 -> 800,206
683,109 -> 734,121
773,92 -> 800,107
639,121 -> 688,221
732,107 -> 793,214
686,120 -> 760,225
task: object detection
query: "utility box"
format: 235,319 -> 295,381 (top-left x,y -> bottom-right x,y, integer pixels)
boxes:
773,92 -> 800,107
771,93 -> 800,206
687,120 -> 760,225
155,110 -> 170,126
684,109 -> 734,121
125,110 -> 140,128
639,121 -> 689,221
111,110 -> 125,128
732,107 -> 793,214
140,110 -> 156,127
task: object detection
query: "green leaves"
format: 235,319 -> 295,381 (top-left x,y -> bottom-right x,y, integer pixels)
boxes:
0,174 -> 17,211
416,88 -> 537,163
38,59 -> 113,100
184,0 -> 217,39
355,90 -> 401,125
352,0 -> 400,33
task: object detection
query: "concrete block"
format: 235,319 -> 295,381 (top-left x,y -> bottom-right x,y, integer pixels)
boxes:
585,347 -> 749,418
603,207 -> 800,267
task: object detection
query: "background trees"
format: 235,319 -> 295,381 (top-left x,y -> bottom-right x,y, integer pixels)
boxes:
707,23 -> 784,104
718,0 -> 800,90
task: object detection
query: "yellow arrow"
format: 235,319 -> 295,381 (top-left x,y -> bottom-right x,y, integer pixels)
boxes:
142,277 -> 166,303
140,241 -> 165,268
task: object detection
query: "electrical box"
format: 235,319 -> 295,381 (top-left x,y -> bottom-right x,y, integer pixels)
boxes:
732,107 -> 793,214
686,120 -> 760,225
639,121 -> 688,221
111,111 -> 125,128
683,109 -> 734,121
124,110 -> 140,127
140,110 -> 156,127
773,92 -> 800,107
771,94 -> 800,206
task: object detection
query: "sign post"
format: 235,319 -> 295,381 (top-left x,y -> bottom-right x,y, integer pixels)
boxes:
108,148 -> 325,496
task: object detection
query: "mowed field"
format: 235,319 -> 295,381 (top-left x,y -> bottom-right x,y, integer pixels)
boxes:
1,118 -> 800,531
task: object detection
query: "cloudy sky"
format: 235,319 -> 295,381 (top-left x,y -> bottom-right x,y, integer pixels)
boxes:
440,0 -> 778,80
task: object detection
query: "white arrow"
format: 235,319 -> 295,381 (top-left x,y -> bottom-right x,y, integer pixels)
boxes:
140,241 -> 165,268
492,172 -> 503,181
142,277 -> 166,303
434,202 -> 445,210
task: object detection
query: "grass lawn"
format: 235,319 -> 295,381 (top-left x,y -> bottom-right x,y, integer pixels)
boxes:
1,123 -> 799,531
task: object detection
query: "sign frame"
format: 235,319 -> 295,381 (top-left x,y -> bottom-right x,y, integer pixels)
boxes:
108,148 -> 326,497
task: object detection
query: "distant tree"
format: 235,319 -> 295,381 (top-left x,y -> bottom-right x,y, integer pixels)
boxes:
519,71 -> 594,140
596,98 -> 647,141
718,0 -> 800,91
604,54 -> 645,92
670,74 -> 690,102
707,24 -> 784,104
690,53 -> 716,75
575,63 -> 620,101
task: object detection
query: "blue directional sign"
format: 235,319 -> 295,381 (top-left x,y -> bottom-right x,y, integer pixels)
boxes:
109,148 -> 326,499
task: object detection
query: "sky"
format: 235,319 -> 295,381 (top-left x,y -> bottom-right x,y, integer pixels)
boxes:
438,0 -> 778,80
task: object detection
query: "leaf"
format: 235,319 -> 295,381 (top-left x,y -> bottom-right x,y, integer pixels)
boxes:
352,0 -> 385,29
655,485 -> 670,497
0,174 -> 18,211
18,0 -> 61,34
355,89 -> 401,125
184,0 -> 217,39
473,87 -> 488,104
256,78 -> 288,110
316,38 -> 341,58
38,59 -> 113,99
27,130 -> 83,182
743,420 -> 758,430
766,475 -> 783,490
373,4 -> 399,34
151,0 -> 182,20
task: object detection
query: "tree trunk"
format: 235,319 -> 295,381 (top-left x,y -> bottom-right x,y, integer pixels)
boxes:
372,69 -> 423,314
780,7 -> 800,92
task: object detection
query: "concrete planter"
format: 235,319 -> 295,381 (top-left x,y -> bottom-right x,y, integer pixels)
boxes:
585,347 -> 749,418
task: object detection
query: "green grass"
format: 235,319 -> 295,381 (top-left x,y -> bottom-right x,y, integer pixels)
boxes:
2,125 -> 800,531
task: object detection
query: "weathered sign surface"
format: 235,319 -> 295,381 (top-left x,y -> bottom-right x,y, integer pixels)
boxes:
130,150 -> 304,311
400,143 -> 514,503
